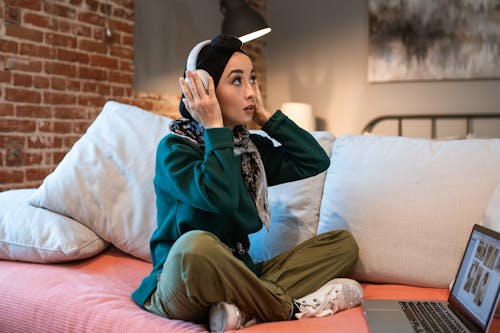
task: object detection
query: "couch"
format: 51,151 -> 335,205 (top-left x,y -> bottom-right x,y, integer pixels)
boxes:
1,101 -> 499,333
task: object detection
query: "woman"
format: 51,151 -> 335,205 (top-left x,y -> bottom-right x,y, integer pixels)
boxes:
132,34 -> 362,332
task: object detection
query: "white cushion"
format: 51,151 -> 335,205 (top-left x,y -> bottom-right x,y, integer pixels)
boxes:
0,189 -> 108,263
249,131 -> 335,262
317,135 -> 500,288
29,101 -> 172,261
482,183 -> 500,232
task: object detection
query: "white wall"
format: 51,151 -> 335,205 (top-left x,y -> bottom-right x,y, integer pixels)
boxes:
266,1 -> 500,136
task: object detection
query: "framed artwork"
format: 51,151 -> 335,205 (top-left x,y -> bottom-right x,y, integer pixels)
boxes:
368,0 -> 500,82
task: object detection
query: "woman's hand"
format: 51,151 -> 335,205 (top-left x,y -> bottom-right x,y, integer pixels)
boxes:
179,70 -> 223,128
252,79 -> 273,126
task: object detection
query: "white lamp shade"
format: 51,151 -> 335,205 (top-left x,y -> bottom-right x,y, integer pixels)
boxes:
281,102 -> 316,131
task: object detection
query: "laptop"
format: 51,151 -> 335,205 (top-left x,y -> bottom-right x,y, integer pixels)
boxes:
362,224 -> 500,333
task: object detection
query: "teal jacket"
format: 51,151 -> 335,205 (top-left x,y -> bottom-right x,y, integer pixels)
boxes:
131,111 -> 330,306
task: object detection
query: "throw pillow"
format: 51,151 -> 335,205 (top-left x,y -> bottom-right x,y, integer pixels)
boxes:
482,183 -> 500,232
249,131 -> 335,262
0,189 -> 108,263
317,135 -> 500,288
29,101 -> 173,261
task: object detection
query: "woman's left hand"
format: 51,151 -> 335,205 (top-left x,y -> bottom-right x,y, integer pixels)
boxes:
252,79 -> 273,126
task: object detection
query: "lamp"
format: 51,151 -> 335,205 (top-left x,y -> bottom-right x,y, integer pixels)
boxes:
281,103 -> 316,131
220,0 -> 271,43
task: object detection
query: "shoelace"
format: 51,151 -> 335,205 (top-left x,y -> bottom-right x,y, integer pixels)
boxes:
296,285 -> 347,318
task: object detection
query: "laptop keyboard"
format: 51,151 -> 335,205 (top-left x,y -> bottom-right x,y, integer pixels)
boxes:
399,301 -> 467,333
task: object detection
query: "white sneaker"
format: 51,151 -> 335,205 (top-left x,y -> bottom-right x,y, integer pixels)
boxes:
293,278 -> 363,319
209,301 -> 256,332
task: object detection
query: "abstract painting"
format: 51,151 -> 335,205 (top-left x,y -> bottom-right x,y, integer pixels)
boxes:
368,0 -> 500,82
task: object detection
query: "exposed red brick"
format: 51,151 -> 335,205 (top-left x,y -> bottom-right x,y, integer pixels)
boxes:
37,120 -> 52,133
56,48 -> 89,64
45,32 -> 78,48
16,105 -> 52,118
5,25 -> 43,43
17,0 -> 42,11
57,20 -> 92,37
113,8 -> 133,20
79,39 -> 108,54
24,12 -> 51,29
115,0 -> 134,11
94,28 -> 119,44
0,170 -> 24,183
72,120 -> 91,133
130,99 -> 154,111
43,92 -> 77,105
5,87 -> 41,103
90,54 -> 119,69
66,80 -> 81,92
5,4 -> 20,25
25,167 -> 52,181
20,43 -> 55,59
120,60 -> 133,72
24,152 -> 44,165
13,73 -> 32,87
5,137 -> 24,166
110,45 -> 133,58
64,136 -> 80,148
108,71 -> 133,84
108,18 -> 133,34
98,3 -> 112,16
0,103 -> 15,116
122,34 -> 133,47
112,86 -> 125,97
96,83 -> 111,95
27,136 -> 59,149
51,77 -> 66,90
52,121 -> 72,134
0,71 -> 12,83
43,2 -> 76,19
77,95 -> 107,107
33,76 -> 50,89
84,0 -> 99,12
4,57 -> 43,72
82,82 -> 97,93
0,39 -> 19,54
44,61 -> 77,77
0,118 -> 37,132
78,12 -> 105,26
50,152 -> 65,165
79,66 -> 107,80
54,107 -> 87,119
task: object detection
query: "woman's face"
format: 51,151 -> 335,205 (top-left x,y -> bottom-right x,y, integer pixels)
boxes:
216,52 -> 257,129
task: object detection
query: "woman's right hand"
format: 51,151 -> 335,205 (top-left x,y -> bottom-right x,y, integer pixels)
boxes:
179,70 -> 223,128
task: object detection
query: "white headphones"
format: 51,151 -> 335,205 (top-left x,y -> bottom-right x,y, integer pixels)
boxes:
185,40 -> 211,90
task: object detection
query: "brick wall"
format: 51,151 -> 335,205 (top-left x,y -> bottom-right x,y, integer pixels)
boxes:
0,0 -> 267,191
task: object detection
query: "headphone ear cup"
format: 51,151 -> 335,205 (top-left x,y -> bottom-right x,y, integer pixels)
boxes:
185,40 -> 211,92
185,69 -> 209,91
196,69 -> 210,90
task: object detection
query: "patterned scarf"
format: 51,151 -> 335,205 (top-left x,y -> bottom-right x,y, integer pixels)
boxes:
170,118 -> 271,230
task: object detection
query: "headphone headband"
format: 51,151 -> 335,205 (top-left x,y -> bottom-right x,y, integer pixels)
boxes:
186,39 -> 210,71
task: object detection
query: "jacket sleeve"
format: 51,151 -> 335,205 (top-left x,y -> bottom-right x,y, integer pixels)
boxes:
253,110 -> 330,186
154,127 -> 241,215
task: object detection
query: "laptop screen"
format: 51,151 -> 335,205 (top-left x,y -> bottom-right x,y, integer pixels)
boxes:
450,225 -> 500,329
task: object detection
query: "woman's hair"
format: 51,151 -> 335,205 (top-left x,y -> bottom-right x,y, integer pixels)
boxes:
179,34 -> 246,120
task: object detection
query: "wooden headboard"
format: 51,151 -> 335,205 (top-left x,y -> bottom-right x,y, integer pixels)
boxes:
362,113 -> 500,138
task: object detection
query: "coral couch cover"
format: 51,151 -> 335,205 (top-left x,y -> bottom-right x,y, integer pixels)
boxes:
0,246 -> 449,333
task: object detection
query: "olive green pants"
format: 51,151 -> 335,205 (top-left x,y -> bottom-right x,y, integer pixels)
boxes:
145,229 -> 358,324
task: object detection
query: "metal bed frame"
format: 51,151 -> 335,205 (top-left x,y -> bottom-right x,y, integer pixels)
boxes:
362,113 -> 500,138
